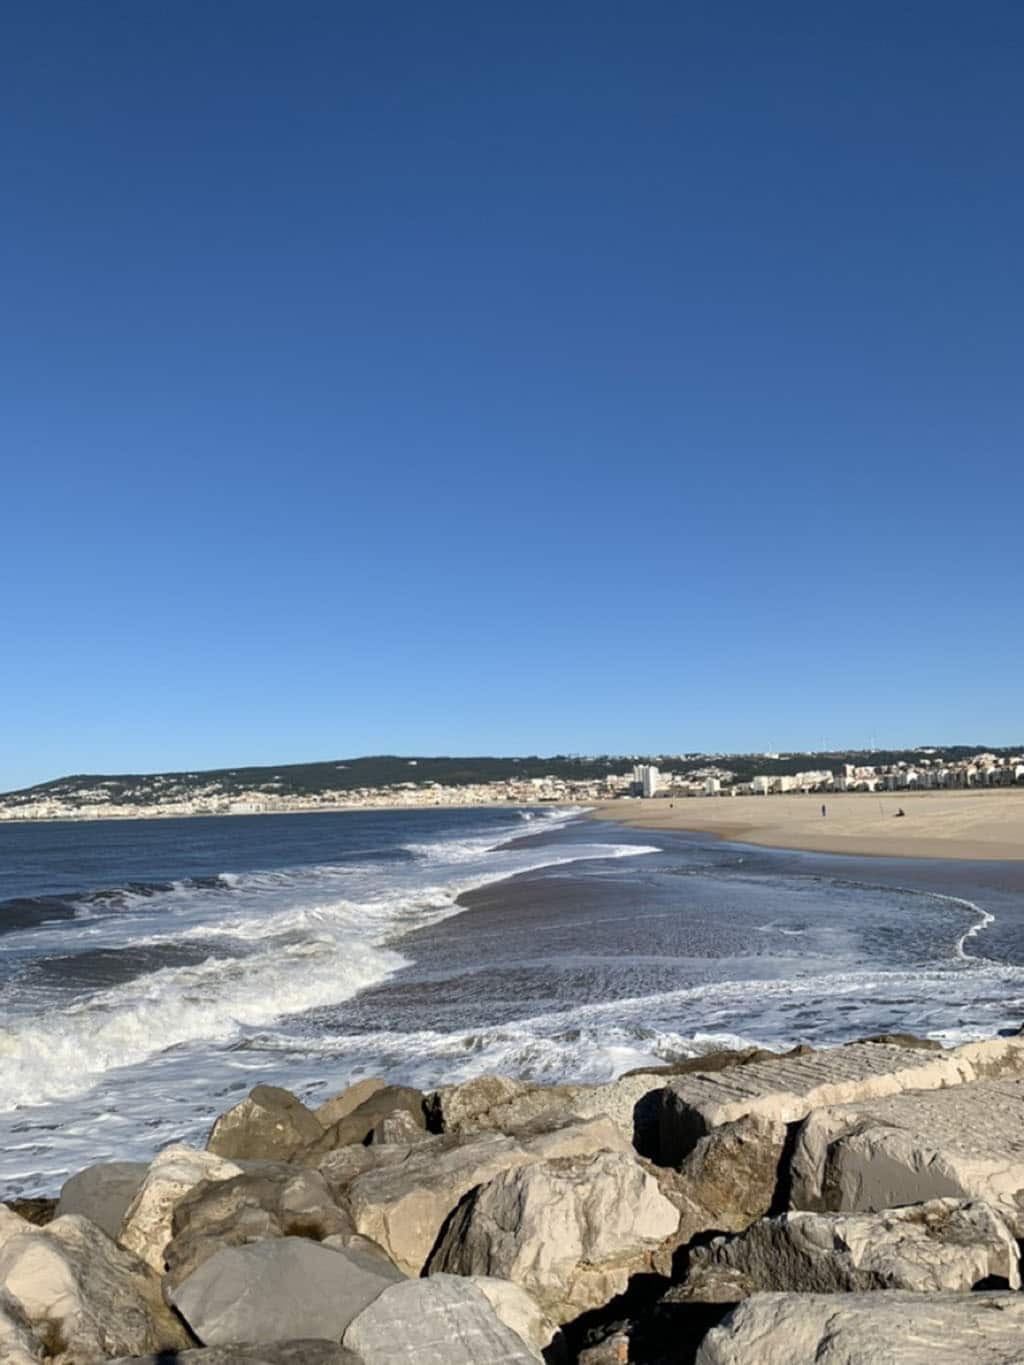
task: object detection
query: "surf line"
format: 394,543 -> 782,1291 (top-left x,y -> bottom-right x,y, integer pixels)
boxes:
919,889 -> 995,962
823,876 -> 995,964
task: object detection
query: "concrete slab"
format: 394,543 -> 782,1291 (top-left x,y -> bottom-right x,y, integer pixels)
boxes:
659,1038 -> 1024,1163
789,1077 -> 1024,1234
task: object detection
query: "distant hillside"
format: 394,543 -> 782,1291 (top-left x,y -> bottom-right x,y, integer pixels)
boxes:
4,745 -> 1020,808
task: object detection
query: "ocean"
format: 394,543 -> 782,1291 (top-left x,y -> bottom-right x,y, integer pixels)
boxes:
2,806 -> 1024,1196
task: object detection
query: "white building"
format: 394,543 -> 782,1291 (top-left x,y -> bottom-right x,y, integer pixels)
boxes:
633,764 -> 660,798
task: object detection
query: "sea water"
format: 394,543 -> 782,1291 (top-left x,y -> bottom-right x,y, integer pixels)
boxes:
1,807 -> 1023,1194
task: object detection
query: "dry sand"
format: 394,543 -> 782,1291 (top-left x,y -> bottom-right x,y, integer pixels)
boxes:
588,789 -> 1024,861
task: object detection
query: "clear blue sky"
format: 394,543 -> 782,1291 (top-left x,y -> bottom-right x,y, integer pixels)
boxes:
4,3 -> 1022,789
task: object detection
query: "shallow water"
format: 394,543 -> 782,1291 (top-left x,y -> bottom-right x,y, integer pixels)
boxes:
1,808 -> 1022,1194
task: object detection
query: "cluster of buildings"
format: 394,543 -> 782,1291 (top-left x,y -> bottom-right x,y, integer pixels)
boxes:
633,753 -> 1024,800
0,773 -> 622,823
3,752 -> 1023,823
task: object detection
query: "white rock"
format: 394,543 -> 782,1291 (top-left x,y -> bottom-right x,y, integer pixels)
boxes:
468,1277 -> 558,1354
695,1291 -> 1024,1364
0,1214 -> 189,1363
788,1077 -> 1024,1234
680,1200 -> 1020,1301
429,1150 -> 680,1323
119,1144 -> 243,1271
343,1274 -> 542,1363
0,1207 -> 44,1253
660,1038 -> 1024,1163
348,1115 -> 628,1275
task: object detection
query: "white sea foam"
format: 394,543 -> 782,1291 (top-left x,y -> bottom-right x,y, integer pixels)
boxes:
1,809 -> 1019,1195
0,815 -> 653,1112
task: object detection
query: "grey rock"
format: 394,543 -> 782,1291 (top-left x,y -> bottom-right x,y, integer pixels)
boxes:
171,1237 -> 403,1346
165,1168 -> 354,1290
321,1233 -> 402,1272
695,1291 -> 1024,1365
426,1072 -> 674,1156
311,1141 -> 410,1194
56,1162 -> 148,1242
302,1085 -> 426,1156
348,1115 -> 629,1275
0,1287 -> 43,1365
659,1037 -> 1024,1164
343,1274 -> 542,1362
621,1047 -> 784,1079
671,1114 -> 787,1240
207,1085 -> 323,1162
788,1077 -> 1024,1234
856,1032 -> 943,1051
425,1076 -> 571,1135
316,1077 -> 388,1128
0,1213 -> 190,1362
368,1108 -> 425,1145
429,1150 -> 680,1324
678,1200 -> 1020,1302
107,1346 -> 359,1364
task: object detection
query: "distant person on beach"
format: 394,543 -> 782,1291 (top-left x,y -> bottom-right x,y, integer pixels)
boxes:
896,807 -> 905,817
821,803 -> 826,818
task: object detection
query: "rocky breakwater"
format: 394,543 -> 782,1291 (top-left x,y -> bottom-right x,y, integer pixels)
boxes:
5,1037 -> 1024,1362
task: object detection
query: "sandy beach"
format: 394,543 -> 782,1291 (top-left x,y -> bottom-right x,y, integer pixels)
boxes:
589,789 -> 1024,861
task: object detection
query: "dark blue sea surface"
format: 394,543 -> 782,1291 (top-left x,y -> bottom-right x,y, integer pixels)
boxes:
1,806 -> 1023,1194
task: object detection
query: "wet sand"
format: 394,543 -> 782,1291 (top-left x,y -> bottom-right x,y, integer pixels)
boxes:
588,789 -> 1024,861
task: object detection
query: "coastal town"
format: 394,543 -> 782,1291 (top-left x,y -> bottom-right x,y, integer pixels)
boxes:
0,750 -> 1022,823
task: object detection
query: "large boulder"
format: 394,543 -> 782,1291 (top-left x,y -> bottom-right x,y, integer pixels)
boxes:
429,1149 -> 680,1324
170,1237 -> 404,1346
119,1145 -> 244,1272
0,1214 -> 191,1362
695,1291 -> 1024,1364
788,1077 -> 1024,1234
368,1109 -> 425,1146
311,1142 -> 411,1196
342,1274 -> 543,1363
164,1168 -> 355,1290
347,1115 -> 628,1276
427,1073 -> 672,1157
425,1076 -> 574,1136
669,1114 -> 788,1241
56,1162 -> 148,1241
207,1086 -> 323,1161
0,1287 -> 43,1365
316,1077 -> 388,1128
467,1277 -> 558,1355
659,1037 -> 1024,1165
302,1086 -> 426,1156
678,1200 -> 1020,1302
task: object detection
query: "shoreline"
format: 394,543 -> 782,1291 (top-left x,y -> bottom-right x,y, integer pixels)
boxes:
0,800 -> 575,828
586,789 -> 1024,862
